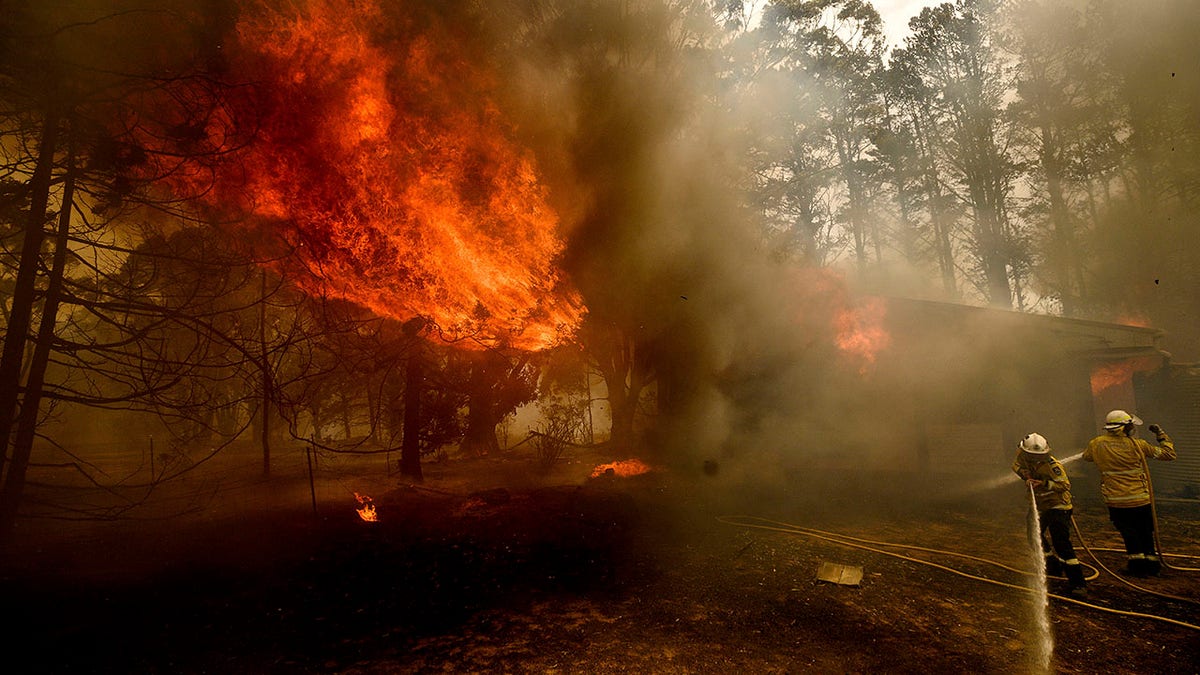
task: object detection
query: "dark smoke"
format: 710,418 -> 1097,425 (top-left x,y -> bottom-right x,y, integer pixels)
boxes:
469,1 -> 849,476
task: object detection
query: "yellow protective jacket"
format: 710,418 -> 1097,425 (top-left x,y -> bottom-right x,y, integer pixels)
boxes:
1011,451 -> 1073,511
1083,430 -> 1176,508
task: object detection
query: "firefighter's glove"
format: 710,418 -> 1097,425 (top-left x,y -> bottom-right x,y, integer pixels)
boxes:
1148,424 -> 1163,435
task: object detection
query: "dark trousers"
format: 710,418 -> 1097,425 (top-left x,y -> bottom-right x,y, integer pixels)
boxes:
1108,505 -> 1157,557
1036,508 -> 1078,562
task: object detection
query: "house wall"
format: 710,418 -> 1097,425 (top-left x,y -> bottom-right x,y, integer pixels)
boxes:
1136,366 -> 1200,497
881,299 -> 1161,478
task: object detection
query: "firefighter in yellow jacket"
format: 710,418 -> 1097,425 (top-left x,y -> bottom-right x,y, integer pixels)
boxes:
1012,433 -> 1087,596
1083,409 -> 1176,577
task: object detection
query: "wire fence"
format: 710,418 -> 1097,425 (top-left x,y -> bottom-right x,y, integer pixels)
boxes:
19,423 -> 609,533
20,436 -> 401,526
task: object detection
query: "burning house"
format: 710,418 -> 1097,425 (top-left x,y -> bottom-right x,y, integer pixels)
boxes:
823,297 -> 1179,485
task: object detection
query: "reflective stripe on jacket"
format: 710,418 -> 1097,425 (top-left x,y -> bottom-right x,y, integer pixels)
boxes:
1082,431 -> 1176,508
1011,451 -> 1073,511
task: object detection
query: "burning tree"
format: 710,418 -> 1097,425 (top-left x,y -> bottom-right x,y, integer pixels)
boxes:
0,0 -> 608,525
147,0 -> 586,353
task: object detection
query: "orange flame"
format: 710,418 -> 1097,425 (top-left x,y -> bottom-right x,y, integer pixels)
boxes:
834,297 -> 891,373
591,459 -> 652,478
354,492 -> 378,522
144,0 -> 582,350
1089,356 -> 1161,396
1117,314 -> 1151,328
1090,362 -> 1133,396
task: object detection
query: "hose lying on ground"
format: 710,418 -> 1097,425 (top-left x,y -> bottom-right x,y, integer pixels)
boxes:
1067,454 -> 1200,605
1070,516 -> 1199,607
717,514 -> 1200,633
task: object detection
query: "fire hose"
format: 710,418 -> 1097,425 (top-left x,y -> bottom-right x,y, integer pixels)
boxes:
1069,516 -> 1199,607
717,514 -> 1200,633
1144,450 -> 1200,573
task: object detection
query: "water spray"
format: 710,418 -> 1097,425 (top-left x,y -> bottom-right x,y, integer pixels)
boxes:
968,452 -> 1084,494
1025,483 -> 1053,674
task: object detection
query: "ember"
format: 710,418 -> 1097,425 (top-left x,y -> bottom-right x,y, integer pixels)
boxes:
590,459 -> 652,479
354,492 -> 378,522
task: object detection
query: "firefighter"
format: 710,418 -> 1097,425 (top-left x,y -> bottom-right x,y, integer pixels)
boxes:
1082,410 -> 1177,577
1012,432 -> 1087,597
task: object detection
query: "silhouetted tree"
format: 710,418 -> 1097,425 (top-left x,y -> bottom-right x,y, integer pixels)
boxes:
902,0 -> 1021,307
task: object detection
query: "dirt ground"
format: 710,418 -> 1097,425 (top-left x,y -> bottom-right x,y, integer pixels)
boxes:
2,443 -> 1199,674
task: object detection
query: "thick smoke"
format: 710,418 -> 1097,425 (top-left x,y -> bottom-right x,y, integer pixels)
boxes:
458,1 -> 985,489
467,2 -> 862,480
468,0 -> 1200,485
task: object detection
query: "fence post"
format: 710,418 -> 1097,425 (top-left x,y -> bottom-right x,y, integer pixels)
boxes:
306,442 -> 318,514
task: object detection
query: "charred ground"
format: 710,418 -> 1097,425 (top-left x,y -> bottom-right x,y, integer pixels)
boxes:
2,446 -> 1198,674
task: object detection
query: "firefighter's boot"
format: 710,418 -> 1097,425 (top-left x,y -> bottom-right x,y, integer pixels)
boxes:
1124,556 -> 1148,577
1044,554 -> 1062,578
1064,563 -> 1087,598
1145,555 -> 1162,577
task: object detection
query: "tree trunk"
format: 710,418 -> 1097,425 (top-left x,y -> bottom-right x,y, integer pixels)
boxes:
461,401 -> 501,456
962,116 -> 1014,308
602,334 -> 646,454
339,391 -> 353,439
607,387 -> 639,451
309,401 -> 323,443
0,106 -> 59,481
1039,122 -> 1082,316
399,339 -> 424,481
835,132 -> 871,272
259,268 -> 271,478
459,353 -> 505,456
366,384 -> 378,442
982,230 -> 1013,308
0,132 -> 73,545
914,106 -> 957,298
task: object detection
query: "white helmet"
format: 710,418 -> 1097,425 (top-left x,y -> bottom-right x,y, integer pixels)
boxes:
1104,409 -> 1142,430
1019,433 -> 1050,454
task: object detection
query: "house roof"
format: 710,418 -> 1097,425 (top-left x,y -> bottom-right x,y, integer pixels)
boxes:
883,297 -> 1167,361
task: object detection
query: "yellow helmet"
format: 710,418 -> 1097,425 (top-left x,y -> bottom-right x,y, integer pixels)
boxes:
1104,409 -> 1142,430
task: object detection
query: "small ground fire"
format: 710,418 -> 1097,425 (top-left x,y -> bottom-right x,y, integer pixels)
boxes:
354,492 -> 378,522
590,459 -> 653,479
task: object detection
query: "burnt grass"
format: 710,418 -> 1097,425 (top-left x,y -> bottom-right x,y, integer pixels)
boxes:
3,455 -> 1200,674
